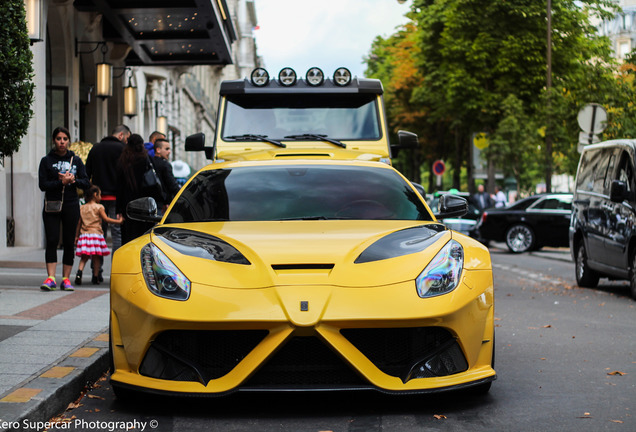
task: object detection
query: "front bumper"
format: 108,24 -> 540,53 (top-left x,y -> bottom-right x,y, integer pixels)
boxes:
110,269 -> 495,395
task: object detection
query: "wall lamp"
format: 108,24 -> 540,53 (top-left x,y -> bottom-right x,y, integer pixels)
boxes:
156,101 -> 167,135
114,67 -> 138,117
76,39 -> 112,99
24,0 -> 43,43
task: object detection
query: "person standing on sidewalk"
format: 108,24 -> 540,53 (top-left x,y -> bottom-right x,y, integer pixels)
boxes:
38,126 -> 90,291
153,138 -> 181,212
116,133 -> 156,244
85,125 -> 130,253
74,185 -> 123,285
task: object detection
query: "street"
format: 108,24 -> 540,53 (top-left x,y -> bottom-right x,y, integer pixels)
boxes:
47,244 -> 635,432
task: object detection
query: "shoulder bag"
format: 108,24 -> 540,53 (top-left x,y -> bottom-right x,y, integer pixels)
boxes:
141,156 -> 165,201
44,156 -> 73,213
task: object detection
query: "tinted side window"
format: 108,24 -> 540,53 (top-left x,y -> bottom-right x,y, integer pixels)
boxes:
616,151 -> 634,194
576,148 -> 613,194
575,149 -> 598,192
533,196 -> 572,210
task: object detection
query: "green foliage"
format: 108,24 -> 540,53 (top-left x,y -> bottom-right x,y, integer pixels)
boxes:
486,94 -> 542,194
0,0 -> 35,157
365,0 -> 631,192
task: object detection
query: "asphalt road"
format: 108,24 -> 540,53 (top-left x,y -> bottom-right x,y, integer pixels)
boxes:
49,245 -> 635,432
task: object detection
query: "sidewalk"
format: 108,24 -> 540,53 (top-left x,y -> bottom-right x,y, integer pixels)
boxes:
0,248 -> 110,432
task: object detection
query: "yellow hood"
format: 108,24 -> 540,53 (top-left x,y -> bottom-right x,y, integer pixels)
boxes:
142,220 -> 455,289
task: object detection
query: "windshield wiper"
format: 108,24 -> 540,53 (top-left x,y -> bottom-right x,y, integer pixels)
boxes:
225,134 -> 286,148
284,134 -> 346,149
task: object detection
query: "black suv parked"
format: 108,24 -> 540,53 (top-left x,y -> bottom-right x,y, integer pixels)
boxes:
569,139 -> 636,300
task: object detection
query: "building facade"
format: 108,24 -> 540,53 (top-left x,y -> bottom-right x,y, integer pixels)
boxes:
1,0 -> 261,253
598,0 -> 636,60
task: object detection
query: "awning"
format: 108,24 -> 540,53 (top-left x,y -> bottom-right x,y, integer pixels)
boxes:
73,0 -> 237,66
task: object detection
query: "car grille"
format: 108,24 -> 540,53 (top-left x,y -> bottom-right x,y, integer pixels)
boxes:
139,330 -> 268,385
242,336 -> 366,389
340,327 -> 465,381
139,327 -> 466,387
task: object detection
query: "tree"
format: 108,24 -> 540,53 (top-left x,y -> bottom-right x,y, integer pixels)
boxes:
384,0 -> 618,192
0,0 -> 35,157
365,23 -> 432,185
486,94 -> 542,194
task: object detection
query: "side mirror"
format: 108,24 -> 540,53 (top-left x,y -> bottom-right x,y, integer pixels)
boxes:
411,182 -> 426,198
391,130 -> 419,158
126,197 -> 162,223
397,130 -> 418,148
435,194 -> 468,218
185,132 -> 205,151
185,132 -> 214,160
610,180 -> 628,203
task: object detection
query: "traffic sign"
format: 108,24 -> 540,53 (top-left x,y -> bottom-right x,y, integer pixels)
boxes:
577,103 -> 607,135
432,160 -> 446,176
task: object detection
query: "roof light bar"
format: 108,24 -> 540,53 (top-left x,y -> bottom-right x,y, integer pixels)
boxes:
278,67 -> 297,86
306,67 -> 324,86
250,68 -> 269,86
333,67 -> 352,86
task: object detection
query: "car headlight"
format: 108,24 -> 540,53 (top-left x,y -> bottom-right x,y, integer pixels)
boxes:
141,243 -> 191,301
415,240 -> 463,298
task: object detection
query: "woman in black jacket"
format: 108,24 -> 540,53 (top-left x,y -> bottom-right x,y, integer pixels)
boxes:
116,133 -> 155,244
38,127 -> 90,291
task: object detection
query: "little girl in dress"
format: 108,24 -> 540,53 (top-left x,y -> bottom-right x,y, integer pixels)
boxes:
74,185 -> 123,285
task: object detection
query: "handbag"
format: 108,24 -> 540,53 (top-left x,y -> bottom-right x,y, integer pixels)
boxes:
141,156 -> 165,201
44,197 -> 63,213
44,156 -> 73,213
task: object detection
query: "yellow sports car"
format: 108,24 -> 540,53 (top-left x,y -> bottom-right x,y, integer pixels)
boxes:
109,67 -> 495,398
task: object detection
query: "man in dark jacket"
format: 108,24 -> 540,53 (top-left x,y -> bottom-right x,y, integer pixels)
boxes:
153,138 -> 181,211
85,125 -> 130,253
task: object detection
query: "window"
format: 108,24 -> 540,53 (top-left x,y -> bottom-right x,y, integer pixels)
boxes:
222,93 -> 381,141
165,165 -> 432,223
616,151 -> 634,194
533,196 -> 573,211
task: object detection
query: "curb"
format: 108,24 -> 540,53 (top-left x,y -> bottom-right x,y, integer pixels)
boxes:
0,330 -> 109,432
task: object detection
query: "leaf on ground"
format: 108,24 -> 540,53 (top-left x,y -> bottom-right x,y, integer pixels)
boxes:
577,412 -> 592,419
542,324 -> 552,328
610,420 -> 624,423
87,394 -> 105,399
607,371 -> 626,376
66,402 -> 82,410
433,414 -> 447,420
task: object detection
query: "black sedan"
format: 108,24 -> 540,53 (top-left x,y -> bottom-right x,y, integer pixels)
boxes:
472,193 -> 573,253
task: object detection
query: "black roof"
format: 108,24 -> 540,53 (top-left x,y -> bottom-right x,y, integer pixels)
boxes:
220,78 -> 384,96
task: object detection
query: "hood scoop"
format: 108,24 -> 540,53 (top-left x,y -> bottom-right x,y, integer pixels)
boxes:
271,263 -> 335,276
272,264 -> 335,270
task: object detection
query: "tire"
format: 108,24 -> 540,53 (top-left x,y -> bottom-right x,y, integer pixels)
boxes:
575,242 -> 599,288
630,253 -> 636,301
505,224 -> 535,253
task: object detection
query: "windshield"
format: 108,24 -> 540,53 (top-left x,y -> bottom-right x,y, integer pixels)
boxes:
164,165 -> 432,223
221,93 -> 381,141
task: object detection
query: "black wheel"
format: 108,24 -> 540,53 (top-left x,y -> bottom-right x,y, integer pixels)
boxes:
505,224 -> 535,253
575,242 -> 599,288
630,253 -> 636,300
